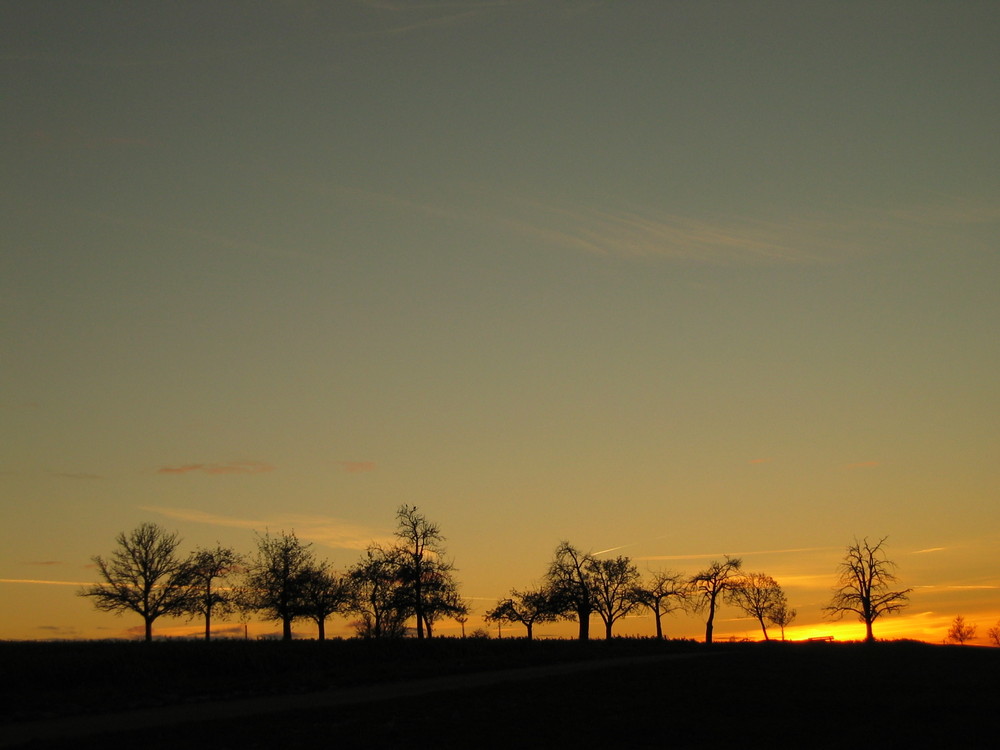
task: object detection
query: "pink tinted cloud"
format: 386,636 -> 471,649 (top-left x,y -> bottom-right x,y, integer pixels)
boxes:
338,461 -> 376,474
158,461 -> 274,476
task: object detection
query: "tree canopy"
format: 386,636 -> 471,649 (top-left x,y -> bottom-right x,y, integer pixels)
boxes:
688,556 -> 743,644
824,536 -> 911,643
80,522 -> 193,642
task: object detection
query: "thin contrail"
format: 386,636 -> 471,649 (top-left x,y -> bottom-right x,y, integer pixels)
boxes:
592,543 -> 636,556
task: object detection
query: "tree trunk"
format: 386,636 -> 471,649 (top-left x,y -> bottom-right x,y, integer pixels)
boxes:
282,616 -> 293,641
578,609 -> 590,641
317,618 -> 326,641
654,605 -> 664,641
865,619 -> 875,643
758,616 -> 769,641
526,622 -> 533,641
414,558 -> 425,639
204,581 -> 212,641
144,617 -> 153,643
705,597 -> 716,644
605,620 -> 613,640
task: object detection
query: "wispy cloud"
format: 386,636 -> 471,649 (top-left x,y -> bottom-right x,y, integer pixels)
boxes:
325,182 -> 831,264
913,547 -> 947,554
143,506 -> 392,550
765,573 -> 838,589
37,625 -> 82,638
24,561 -> 64,566
592,543 -> 635,556
326,181 -> 999,266
520,193 -> 1000,263
505,202 -> 835,264
638,546 -> 840,562
0,578 -> 93,586
914,583 -> 1000,591
157,461 -> 275,476
338,461 -> 377,474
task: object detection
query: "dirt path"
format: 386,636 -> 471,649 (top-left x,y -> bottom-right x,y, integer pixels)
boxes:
0,652 -> 699,747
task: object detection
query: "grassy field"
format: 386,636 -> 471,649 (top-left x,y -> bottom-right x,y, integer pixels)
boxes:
3,638 -> 999,748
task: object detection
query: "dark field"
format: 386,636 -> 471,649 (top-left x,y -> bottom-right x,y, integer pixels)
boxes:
3,639 -> 999,748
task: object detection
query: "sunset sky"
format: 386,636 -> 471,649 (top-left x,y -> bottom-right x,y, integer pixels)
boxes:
3,1 -> 998,643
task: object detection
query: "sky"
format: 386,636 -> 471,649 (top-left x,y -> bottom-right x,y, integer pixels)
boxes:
2,0 -> 998,643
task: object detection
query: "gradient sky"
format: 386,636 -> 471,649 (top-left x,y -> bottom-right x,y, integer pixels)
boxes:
3,1 -> 999,643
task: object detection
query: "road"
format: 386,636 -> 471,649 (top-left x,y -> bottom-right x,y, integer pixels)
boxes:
0,652 -> 698,747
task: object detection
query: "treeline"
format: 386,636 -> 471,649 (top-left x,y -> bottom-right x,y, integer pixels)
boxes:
81,505 -> 462,642
485,544 -> 794,643
81,509 -> 918,644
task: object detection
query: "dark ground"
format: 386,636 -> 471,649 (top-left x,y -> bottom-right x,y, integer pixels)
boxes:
3,638 -> 998,749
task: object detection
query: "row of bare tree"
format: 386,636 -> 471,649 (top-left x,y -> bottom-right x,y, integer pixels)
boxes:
485,545 -> 793,642
80,506 -> 465,642
946,615 -> 1000,646
486,536 -> 911,644
82,507 -> 913,644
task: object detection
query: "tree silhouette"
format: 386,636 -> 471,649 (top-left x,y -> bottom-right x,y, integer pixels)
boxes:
688,556 -> 743,644
484,586 -> 559,640
546,542 -> 596,641
947,615 -> 976,645
345,544 -> 410,638
185,545 -> 240,641
394,505 -> 447,640
824,536 -> 911,643
767,600 -> 797,641
80,522 -> 192,642
240,530 -> 314,641
589,556 -> 642,639
417,566 -> 466,638
986,620 -> 1000,647
299,562 -> 348,641
729,572 -> 786,641
635,570 -> 688,640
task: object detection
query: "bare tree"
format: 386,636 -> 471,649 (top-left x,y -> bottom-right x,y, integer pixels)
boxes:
729,572 -> 786,641
824,536 -> 911,643
299,562 -> 348,641
345,544 -> 410,639
455,608 -> 470,638
240,530 -> 314,641
185,545 -> 240,641
589,556 -> 642,639
688,556 -> 743,644
767,600 -> 797,641
947,615 -> 977,645
988,620 -> 1000,648
394,505 -> 447,640
418,562 -> 465,637
635,570 -> 688,640
546,542 -> 596,640
484,587 -> 558,640
79,523 -> 193,642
